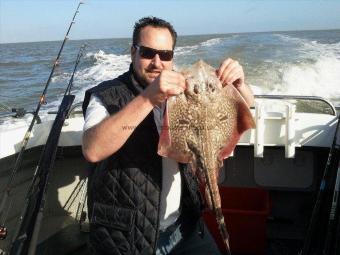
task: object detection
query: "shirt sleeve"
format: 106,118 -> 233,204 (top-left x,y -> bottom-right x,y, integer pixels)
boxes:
83,94 -> 110,131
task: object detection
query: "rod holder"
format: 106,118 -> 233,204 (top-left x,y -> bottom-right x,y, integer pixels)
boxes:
255,102 -> 265,158
285,103 -> 296,158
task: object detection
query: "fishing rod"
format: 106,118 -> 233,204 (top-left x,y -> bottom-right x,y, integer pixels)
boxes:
322,115 -> 340,255
333,201 -> 340,255
0,1 -> 84,240
8,44 -> 86,255
327,168 -> 340,255
300,112 -> 340,255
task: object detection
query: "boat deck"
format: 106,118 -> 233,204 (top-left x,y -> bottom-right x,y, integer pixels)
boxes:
1,145 -> 324,255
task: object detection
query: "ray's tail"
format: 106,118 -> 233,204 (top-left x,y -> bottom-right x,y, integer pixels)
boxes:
215,207 -> 231,254
204,167 -> 231,255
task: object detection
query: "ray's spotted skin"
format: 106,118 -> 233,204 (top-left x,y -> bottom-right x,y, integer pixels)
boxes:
158,60 -> 255,254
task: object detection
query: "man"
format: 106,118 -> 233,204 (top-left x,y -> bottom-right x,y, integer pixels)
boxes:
82,17 -> 254,255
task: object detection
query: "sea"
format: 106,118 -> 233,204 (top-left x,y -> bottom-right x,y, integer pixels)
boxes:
1,29 -> 340,121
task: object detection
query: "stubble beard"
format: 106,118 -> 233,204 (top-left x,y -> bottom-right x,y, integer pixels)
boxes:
140,68 -> 161,87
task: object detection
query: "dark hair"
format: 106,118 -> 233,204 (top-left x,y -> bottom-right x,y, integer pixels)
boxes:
133,16 -> 177,49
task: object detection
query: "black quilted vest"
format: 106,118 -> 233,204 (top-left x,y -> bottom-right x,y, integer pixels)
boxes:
82,67 -> 202,255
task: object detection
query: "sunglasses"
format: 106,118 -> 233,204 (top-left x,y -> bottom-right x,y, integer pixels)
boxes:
134,45 -> 174,61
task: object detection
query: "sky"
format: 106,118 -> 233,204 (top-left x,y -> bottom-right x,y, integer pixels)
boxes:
1,0 -> 340,44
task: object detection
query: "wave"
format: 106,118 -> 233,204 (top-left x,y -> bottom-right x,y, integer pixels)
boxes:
275,33 -> 340,58
200,38 -> 223,47
272,57 -> 340,99
79,50 -> 131,82
250,56 -> 340,107
175,45 -> 199,56
175,36 -> 239,57
0,60 -> 44,68
51,43 -> 340,109
274,34 -> 308,44
44,50 -> 131,112
244,33 -> 340,105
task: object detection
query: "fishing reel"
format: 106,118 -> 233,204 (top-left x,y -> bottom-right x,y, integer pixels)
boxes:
0,225 -> 7,240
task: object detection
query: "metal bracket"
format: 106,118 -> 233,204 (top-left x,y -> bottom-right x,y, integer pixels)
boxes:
254,101 -> 297,158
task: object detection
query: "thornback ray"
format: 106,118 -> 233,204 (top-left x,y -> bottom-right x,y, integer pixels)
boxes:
158,60 -> 255,254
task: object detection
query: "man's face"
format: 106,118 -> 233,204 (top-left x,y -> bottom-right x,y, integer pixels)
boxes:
131,26 -> 174,86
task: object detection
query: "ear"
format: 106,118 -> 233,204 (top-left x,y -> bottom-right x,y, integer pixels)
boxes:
131,46 -> 136,61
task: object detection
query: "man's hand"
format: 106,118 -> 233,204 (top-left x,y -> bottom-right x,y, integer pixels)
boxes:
216,58 -> 255,107
142,70 -> 187,106
216,58 -> 245,89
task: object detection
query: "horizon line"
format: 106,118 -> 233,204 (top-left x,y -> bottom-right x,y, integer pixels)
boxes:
1,27 -> 339,45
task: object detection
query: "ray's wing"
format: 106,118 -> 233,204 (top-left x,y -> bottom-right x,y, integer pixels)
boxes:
217,84 -> 256,160
158,94 -> 195,163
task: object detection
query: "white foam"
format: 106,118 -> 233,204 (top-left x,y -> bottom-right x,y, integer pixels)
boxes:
175,37 -> 228,56
257,34 -> 340,105
51,72 -> 70,83
200,38 -> 222,47
79,50 -> 131,83
70,50 -> 130,106
275,34 -> 306,45
270,56 -> 340,101
175,45 -> 199,56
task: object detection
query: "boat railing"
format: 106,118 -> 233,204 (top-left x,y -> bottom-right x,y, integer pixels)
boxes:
66,102 -> 83,117
66,96 -> 339,118
1,95 -> 338,121
335,106 -> 340,114
46,102 -> 83,118
0,108 -> 42,123
254,95 -> 337,116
